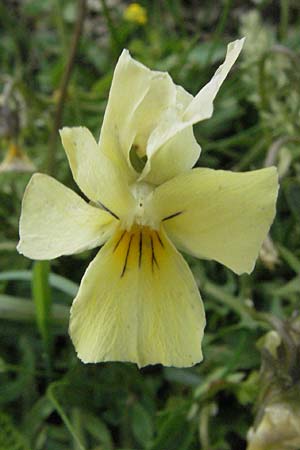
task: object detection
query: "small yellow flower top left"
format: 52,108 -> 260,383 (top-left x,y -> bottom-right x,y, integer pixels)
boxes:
124,3 -> 147,25
17,39 -> 279,368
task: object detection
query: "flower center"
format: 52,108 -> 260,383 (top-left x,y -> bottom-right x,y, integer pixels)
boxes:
127,181 -> 157,229
129,144 -> 147,172
112,225 -> 165,278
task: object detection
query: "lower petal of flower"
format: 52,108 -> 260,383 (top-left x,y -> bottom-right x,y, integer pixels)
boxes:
69,226 -> 205,368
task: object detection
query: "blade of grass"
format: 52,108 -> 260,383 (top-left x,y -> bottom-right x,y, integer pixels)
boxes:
0,270 -> 78,297
203,280 -> 257,328
100,0 -> 121,56
205,0 -> 233,66
277,244 -> 300,274
47,381 -> 87,450
0,295 -> 68,324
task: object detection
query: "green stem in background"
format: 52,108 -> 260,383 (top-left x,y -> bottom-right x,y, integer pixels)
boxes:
257,54 -> 268,112
279,0 -> 289,42
32,262 -> 52,345
47,0 -> 87,176
0,294 -> 68,324
71,408 -> 87,450
54,0 -> 68,56
100,0 -> 121,56
199,403 -> 216,450
0,241 -> 17,251
32,261 -> 52,377
166,0 -> 186,37
47,382 -> 87,450
205,0 -> 233,66
264,136 -> 300,169
203,281 -> 257,328
203,280 -> 278,333
234,140 -> 266,171
0,270 -> 78,297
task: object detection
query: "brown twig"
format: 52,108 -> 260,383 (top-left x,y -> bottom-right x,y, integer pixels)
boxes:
264,136 -> 300,171
47,0 -> 87,175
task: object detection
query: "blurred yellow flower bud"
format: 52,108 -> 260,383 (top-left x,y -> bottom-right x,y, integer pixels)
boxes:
124,3 -> 147,25
247,315 -> 300,450
0,142 -> 35,173
259,235 -> 279,270
247,401 -> 300,450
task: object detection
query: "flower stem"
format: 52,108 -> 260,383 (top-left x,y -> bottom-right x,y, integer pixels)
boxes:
100,0 -> 121,55
279,0 -> 289,42
47,0 -> 87,176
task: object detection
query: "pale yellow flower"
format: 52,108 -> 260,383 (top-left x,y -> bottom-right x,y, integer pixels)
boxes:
124,3 -> 147,25
17,39 -> 279,368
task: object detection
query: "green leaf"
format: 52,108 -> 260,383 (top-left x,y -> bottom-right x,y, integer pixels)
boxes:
22,396 -> 54,441
277,244 -> 300,273
47,381 -> 87,450
150,406 -> 195,450
131,402 -> 153,447
0,337 -> 35,406
83,413 -> 113,449
276,276 -> 300,297
0,411 -> 29,450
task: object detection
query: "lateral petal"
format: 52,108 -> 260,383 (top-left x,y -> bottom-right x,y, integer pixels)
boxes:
69,226 -> 205,368
151,167 -> 279,275
17,174 -> 116,260
60,126 -> 135,220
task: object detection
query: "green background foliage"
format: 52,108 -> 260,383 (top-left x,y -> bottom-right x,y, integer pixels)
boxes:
0,0 -> 300,449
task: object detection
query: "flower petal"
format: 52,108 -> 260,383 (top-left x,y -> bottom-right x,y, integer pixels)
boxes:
183,38 -> 245,123
17,173 -> 116,260
69,226 -> 205,368
98,49 -> 177,175
140,86 -> 201,184
151,167 -> 279,275
141,124 -> 200,185
60,126 -> 135,220
98,41 -> 243,185
139,39 -> 244,184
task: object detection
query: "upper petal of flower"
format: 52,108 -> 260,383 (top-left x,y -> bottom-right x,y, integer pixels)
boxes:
98,41 -> 244,186
17,173 -> 116,260
69,226 -> 205,368
183,38 -> 245,123
140,38 -> 245,184
139,86 -> 201,184
150,166 -> 279,275
98,49 -> 179,179
98,50 -> 201,184
60,126 -> 135,220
